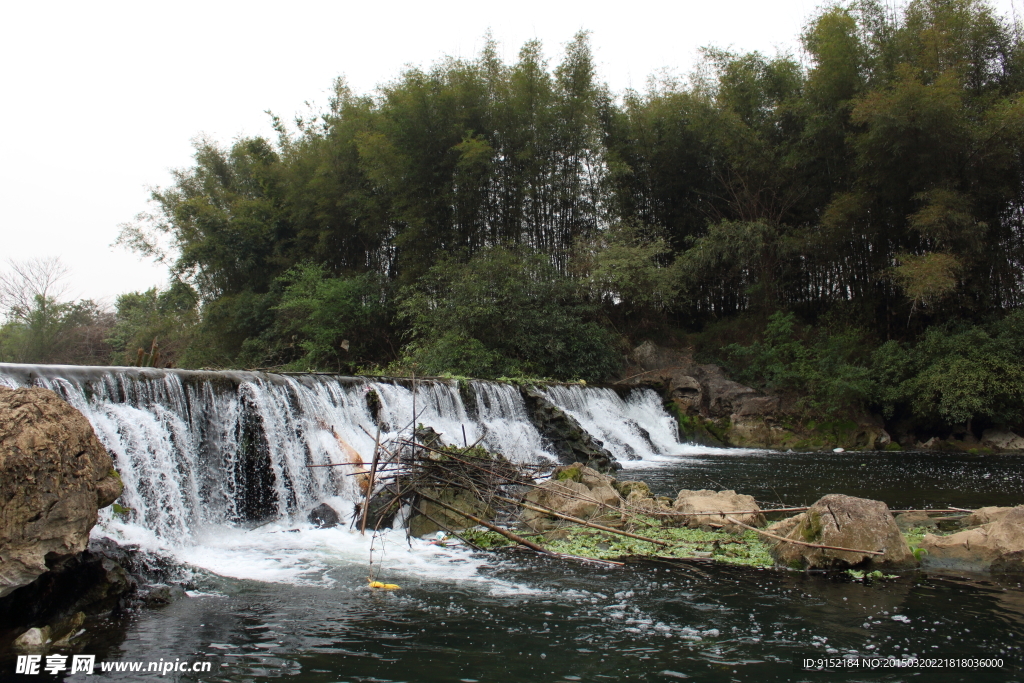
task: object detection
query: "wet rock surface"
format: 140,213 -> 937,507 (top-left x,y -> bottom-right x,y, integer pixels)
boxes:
920,505 -> 1024,573
409,487 -> 494,537
981,429 -> 1024,451
521,464 -> 623,532
522,388 -> 620,472
0,386 -> 123,598
769,494 -> 916,570
0,538 -> 138,632
308,503 -> 341,528
962,506 -> 1015,528
894,511 -> 939,531
617,342 -> 891,450
672,489 -> 764,530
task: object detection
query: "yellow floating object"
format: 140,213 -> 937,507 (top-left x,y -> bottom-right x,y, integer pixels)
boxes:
368,581 -> 400,590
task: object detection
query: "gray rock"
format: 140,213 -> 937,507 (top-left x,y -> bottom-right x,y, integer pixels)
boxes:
672,489 -> 764,530
981,429 -> 1024,451
522,389 -> 621,472
920,506 -> 1024,573
0,387 -> 123,598
770,494 -> 916,570
141,584 -> 187,606
894,511 -> 938,531
308,503 -> 341,528
963,506 -> 1015,528
0,537 -> 139,632
13,626 -> 50,652
408,487 -> 493,538
521,464 -> 623,532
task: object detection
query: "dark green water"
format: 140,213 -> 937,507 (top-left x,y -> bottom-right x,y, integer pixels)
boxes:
4,451 -> 1024,683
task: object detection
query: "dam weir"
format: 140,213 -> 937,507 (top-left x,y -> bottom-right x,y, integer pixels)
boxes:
0,363 -> 688,545
4,364 -> 1024,682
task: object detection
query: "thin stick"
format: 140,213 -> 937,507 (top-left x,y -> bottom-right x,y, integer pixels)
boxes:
360,425 -> 382,535
616,366 -> 692,384
411,369 -> 417,462
413,501 -> 484,551
659,507 -> 808,516
723,516 -> 884,556
462,425 -> 468,449
414,490 -> 550,554
492,494 -> 671,547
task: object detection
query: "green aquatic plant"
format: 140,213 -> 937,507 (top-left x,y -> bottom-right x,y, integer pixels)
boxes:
846,569 -> 898,582
460,529 -> 514,549
537,523 -> 774,568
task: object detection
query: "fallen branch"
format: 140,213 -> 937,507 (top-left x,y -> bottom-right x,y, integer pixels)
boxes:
412,501 -> 484,551
492,494 -> 671,547
890,508 -> 972,514
723,516 -> 884,556
360,425 -> 382,535
654,507 -> 808,516
414,490 -> 550,554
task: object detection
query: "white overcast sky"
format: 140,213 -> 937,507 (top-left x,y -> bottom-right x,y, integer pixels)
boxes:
2,0 -> 1021,306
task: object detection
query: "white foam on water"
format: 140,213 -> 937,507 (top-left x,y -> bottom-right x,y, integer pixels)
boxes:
0,363 -> 732,592
540,384 -> 695,463
471,381 -> 557,463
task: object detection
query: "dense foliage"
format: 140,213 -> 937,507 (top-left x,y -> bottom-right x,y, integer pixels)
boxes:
6,0 -> 1024,435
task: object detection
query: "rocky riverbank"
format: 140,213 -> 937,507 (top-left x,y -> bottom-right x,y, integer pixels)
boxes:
616,341 -> 1024,453
425,461 -> 1024,576
0,386 -> 184,654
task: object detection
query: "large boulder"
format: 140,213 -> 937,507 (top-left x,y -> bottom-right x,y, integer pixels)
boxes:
962,506 -> 1015,528
919,506 -> 1024,573
618,342 -> 773,420
0,387 -> 123,598
0,537 -> 139,634
618,342 -> 892,450
769,494 -> 916,570
308,503 -> 341,529
981,429 -> 1024,451
408,487 -> 494,538
672,489 -> 764,530
521,464 -> 623,532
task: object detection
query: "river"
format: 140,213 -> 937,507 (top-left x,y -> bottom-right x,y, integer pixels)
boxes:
1,365 -> 1021,681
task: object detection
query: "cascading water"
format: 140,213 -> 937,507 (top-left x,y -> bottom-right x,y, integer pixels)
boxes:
539,384 -> 685,463
0,364 -> 692,552
4,364 -> 1021,682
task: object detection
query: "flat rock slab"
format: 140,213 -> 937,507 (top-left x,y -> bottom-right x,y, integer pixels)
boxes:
673,489 -> 764,530
920,506 -> 1024,573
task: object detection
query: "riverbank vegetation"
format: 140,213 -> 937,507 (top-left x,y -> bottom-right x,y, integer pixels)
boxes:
3,0 -> 1024,438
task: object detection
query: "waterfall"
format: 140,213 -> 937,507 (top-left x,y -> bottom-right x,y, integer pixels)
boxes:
538,384 -> 682,461
0,364 -> 691,547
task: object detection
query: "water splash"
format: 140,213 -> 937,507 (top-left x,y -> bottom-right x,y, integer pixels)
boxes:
0,364 -> 690,547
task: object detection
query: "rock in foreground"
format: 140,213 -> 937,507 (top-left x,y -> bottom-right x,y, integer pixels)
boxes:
672,489 -> 764,530
0,387 -> 123,598
920,506 -> 1024,573
521,464 -> 622,532
769,494 -> 916,570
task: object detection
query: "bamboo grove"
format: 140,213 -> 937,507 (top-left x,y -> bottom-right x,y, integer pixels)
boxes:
7,0 -> 1024,432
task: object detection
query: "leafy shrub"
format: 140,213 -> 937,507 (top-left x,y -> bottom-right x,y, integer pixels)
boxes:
725,311 -> 873,417
267,263 -> 395,372
399,247 -> 619,381
872,313 -> 1024,428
